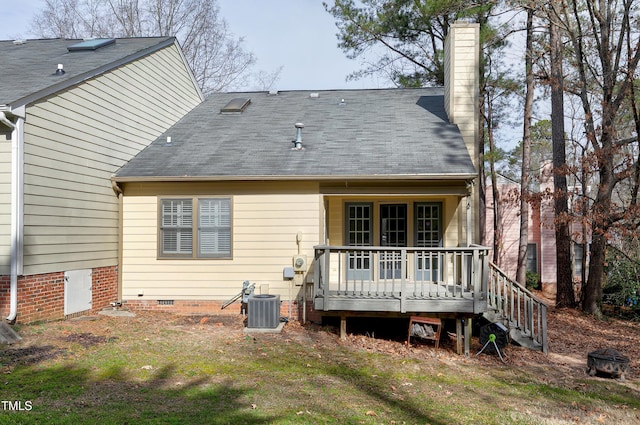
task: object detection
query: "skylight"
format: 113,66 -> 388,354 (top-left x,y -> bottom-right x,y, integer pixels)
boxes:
67,38 -> 116,52
220,98 -> 251,114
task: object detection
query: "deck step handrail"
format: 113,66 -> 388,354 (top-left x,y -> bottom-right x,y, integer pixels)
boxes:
487,262 -> 548,354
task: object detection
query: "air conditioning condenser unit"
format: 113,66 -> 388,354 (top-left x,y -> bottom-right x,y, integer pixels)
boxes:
247,294 -> 280,328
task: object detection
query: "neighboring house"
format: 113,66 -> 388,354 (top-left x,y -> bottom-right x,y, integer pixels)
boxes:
0,37 -> 203,323
485,166 -> 590,295
484,175 -> 542,281
112,23 -> 485,332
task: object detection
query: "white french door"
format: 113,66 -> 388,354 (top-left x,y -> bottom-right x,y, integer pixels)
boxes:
344,202 -> 442,281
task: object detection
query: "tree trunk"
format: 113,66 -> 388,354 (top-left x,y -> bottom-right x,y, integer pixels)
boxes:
516,5 -> 535,286
582,234 -> 605,314
549,12 -> 575,308
582,109 -> 616,314
582,151 -> 615,314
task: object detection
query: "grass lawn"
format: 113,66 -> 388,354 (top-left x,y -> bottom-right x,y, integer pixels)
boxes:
1,310 -> 639,424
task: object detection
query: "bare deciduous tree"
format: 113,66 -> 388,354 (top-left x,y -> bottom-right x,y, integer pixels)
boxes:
554,0 -> 640,315
31,0 -> 256,94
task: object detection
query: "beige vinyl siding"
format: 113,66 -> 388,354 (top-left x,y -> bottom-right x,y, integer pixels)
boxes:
121,182 -> 322,301
0,132 -> 11,274
444,23 -> 480,244
21,44 -> 202,275
444,22 -> 479,163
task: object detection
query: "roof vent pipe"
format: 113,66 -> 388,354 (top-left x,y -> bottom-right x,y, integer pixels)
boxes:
55,64 -> 65,75
292,122 -> 304,150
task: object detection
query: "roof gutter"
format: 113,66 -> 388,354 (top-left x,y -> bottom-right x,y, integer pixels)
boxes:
111,173 -> 478,184
0,111 -> 24,323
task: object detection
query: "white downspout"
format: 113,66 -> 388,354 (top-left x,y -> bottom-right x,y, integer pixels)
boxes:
1,111 -> 24,322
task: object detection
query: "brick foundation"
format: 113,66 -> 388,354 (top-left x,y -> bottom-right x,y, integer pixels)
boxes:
0,275 -> 11,320
124,298 -> 302,322
0,267 -> 317,324
92,266 -> 118,314
0,265 -> 118,324
14,272 -> 65,323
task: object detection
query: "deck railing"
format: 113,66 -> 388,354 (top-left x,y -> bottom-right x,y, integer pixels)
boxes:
488,262 -> 548,354
313,245 -> 489,313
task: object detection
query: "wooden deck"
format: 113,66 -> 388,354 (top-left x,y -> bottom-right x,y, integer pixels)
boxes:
312,245 -> 490,315
309,246 -> 547,355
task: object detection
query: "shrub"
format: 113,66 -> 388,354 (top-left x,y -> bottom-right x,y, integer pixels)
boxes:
526,271 -> 541,291
603,253 -> 640,309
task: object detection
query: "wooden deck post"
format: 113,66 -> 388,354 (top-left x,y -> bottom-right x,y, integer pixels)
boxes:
455,317 -> 472,356
456,319 -> 463,355
340,314 -> 347,340
464,317 -> 472,356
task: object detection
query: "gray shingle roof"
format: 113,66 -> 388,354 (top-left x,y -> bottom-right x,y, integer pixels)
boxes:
0,37 -> 175,107
114,88 -> 476,180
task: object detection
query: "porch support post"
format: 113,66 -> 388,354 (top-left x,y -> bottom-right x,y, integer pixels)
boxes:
400,248 -> 407,313
464,317 -> 472,356
456,318 -> 463,355
340,314 -> 347,340
466,194 -> 472,246
323,247 -> 331,311
455,317 -> 472,356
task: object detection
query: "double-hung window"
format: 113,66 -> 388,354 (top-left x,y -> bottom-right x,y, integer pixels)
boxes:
161,199 -> 193,255
159,197 -> 232,258
198,198 -> 231,257
526,243 -> 538,273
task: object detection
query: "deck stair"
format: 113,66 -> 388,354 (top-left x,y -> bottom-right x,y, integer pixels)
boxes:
485,262 -> 548,354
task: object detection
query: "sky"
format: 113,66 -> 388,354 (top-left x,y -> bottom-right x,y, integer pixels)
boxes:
0,0 -> 528,147
0,0 -> 385,91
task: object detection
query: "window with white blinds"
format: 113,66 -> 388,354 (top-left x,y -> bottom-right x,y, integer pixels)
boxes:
198,198 -> 231,257
161,199 -> 193,255
159,198 -> 231,258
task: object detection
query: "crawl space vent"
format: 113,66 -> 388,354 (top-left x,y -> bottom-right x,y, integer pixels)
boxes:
157,300 -> 174,306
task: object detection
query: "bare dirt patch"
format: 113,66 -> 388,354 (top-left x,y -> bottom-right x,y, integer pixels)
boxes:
61,332 -> 117,348
1,345 -> 66,372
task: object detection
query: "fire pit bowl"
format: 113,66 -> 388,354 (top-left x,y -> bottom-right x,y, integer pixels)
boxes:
586,348 -> 630,380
